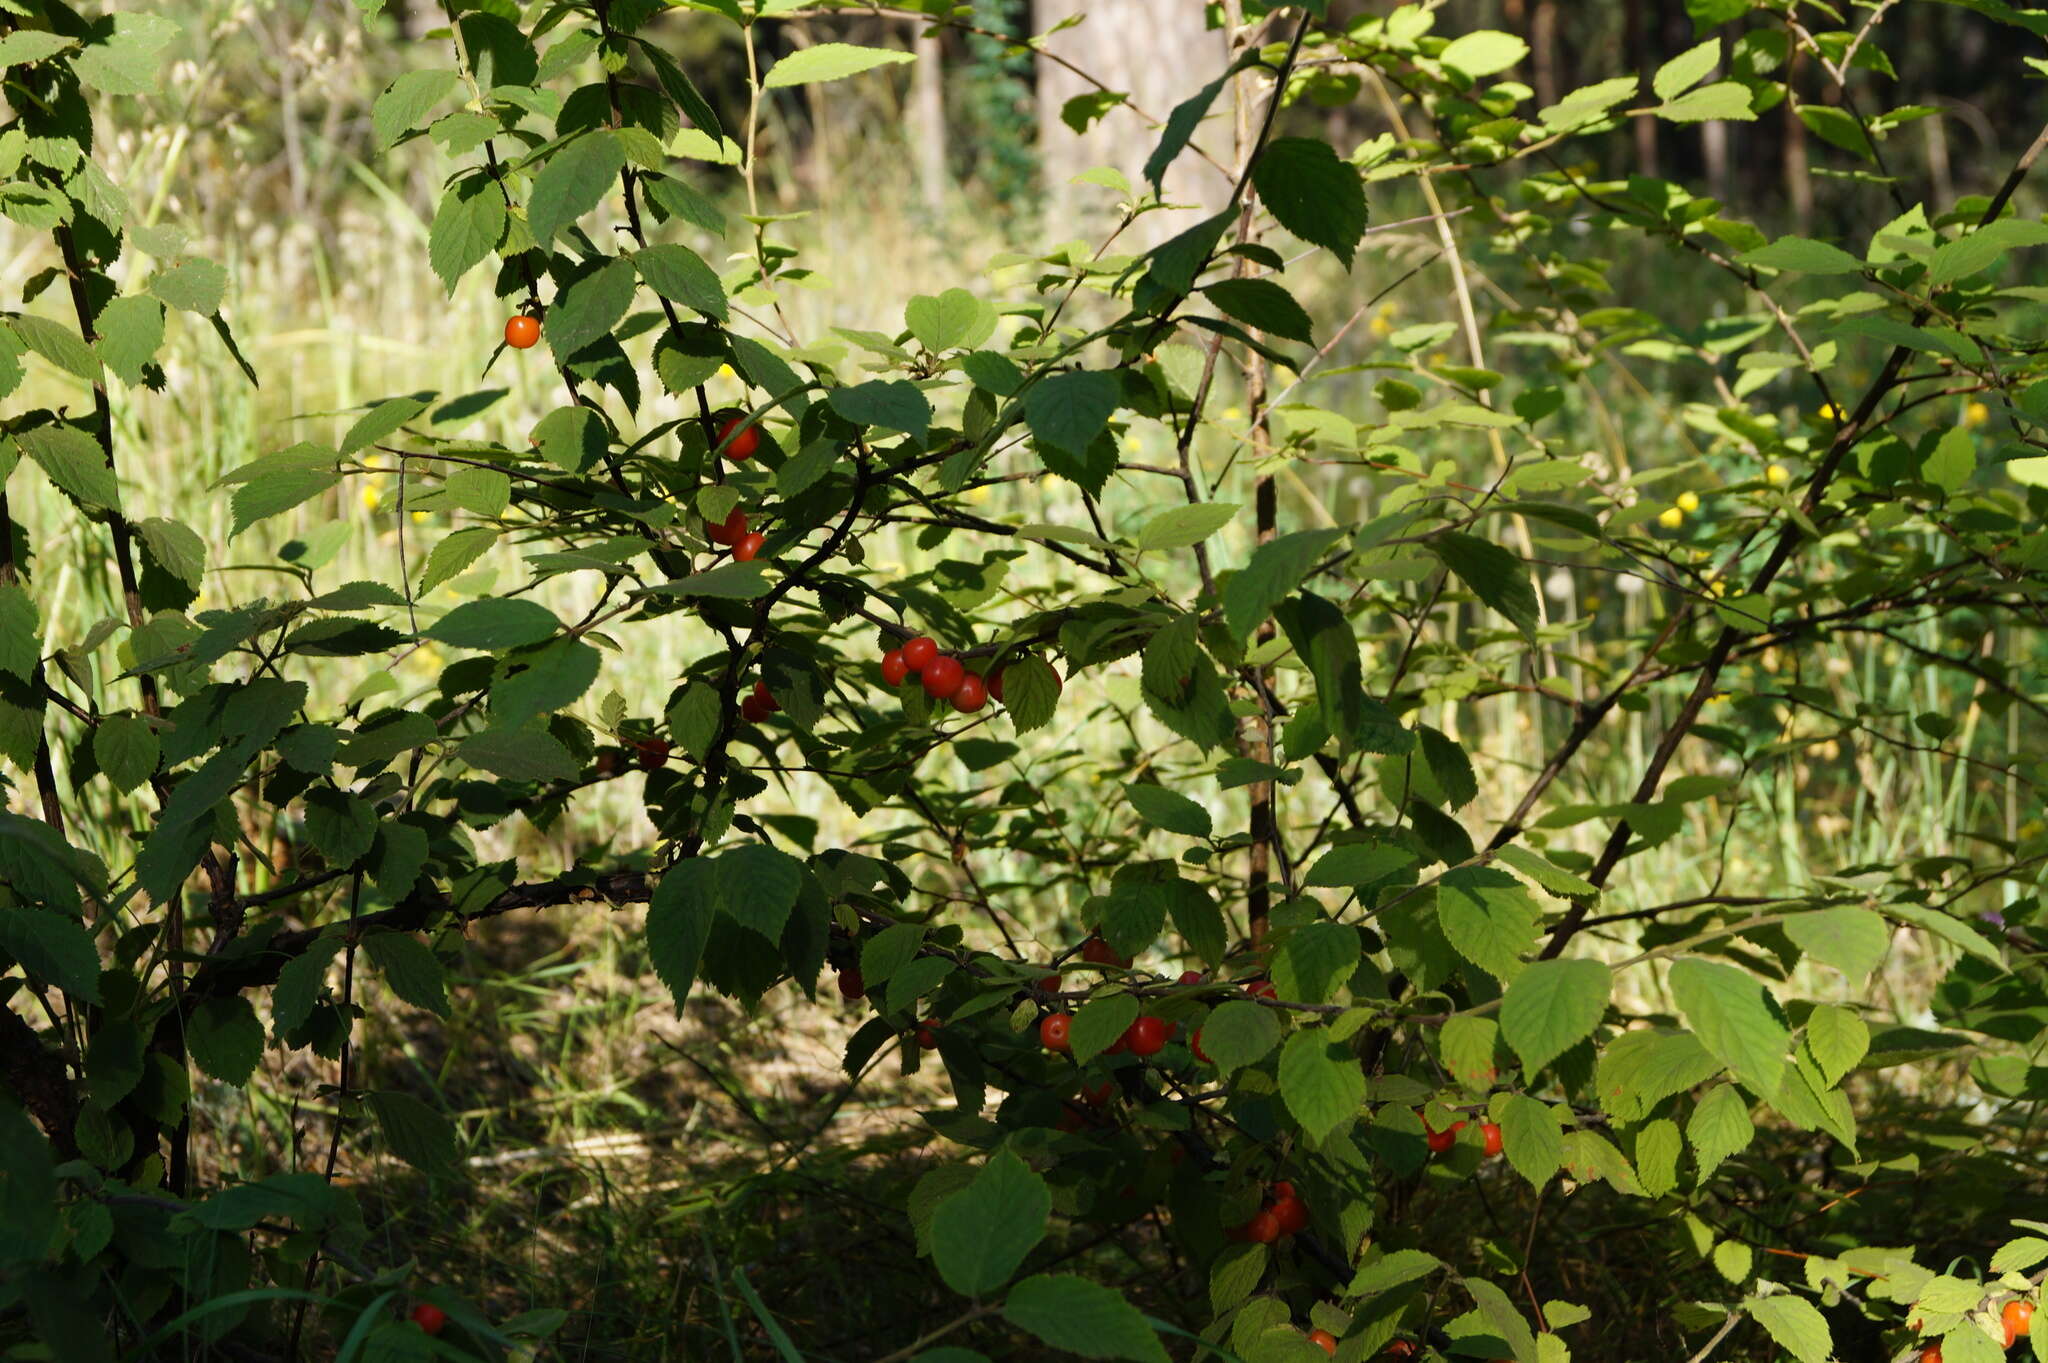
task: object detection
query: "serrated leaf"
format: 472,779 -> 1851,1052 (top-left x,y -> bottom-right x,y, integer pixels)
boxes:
372,68 -> 459,150
1124,782 -> 1210,838
930,1151 -> 1050,1296
1744,1294 -> 1831,1363
1278,1026 -> 1364,1142
1201,278 -> 1313,345
763,42 -> 915,89
1653,37 -> 1721,100
1805,1004 -> 1868,1087
0,906 -> 101,1003
93,714 -> 159,793
1498,1093 -> 1561,1188
426,598 -> 560,650
1668,958 -> 1787,1102
1500,958 -> 1610,1074
634,243 -> 727,322
1026,370 -> 1120,456
1442,29 -> 1529,77
188,996 -> 263,1086
364,1090 -> 460,1176
906,288 -> 996,353
1655,82 -> 1755,123
1134,502 -> 1238,552
1272,921 -> 1359,1006
1070,993 -> 1140,1066
419,527 -> 499,595
1738,236 -> 1865,275
529,131 -> 625,249
1430,531 -> 1539,640
1437,867 -> 1539,982
428,178 -> 506,293
1686,1083 -> 1754,1178
1251,138 -> 1367,269
362,932 -> 449,1018
1001,1275 -> 1167,1363
1200,999 -> 1281,1075
828,379 -> 930,440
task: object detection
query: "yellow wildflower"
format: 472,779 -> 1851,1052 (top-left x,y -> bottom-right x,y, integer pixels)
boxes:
360,484 -> 381,512
1676,490 -> 1701,514
1765,463 -> 1789,486
1965,400 -> 1990,428
1818,402 -> 1843,422
967,485 -> 992,505
1657,506 -> 1684,529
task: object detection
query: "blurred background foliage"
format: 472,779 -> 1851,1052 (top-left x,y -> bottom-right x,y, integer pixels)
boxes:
4,1 -> 2048,1358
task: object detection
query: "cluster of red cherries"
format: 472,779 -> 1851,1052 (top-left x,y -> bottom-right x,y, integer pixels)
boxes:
1227,1179 -> 1311,1245
703,414 -> 766,560
1423,1114 -> 1504,1158
881,635 -> 990,713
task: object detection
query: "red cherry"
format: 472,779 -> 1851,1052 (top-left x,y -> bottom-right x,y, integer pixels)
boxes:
921,655 -> 966,699
1269,1180 -> 1296,1202
1081,1081 -> 1115,1107
1080,936 -> 1131,969
916,1020 -> 941,1049
837,967 -> 864,1000
880,649 -> 909,687
1039,1014 -> 1072,1052
504,315 -> 540,350
1308,1329 -> 1337,1356
1481,1122 -> 1504,1157
716,414 -> 759,460
634,738 -> 671,771
1037,973 -> 1063,994
1385,1343 -> 1419,1360
1190,1028 -> 1211,1064
751,680 -> 779,713
901,635 -> 938,671
740,693 -> 769,724
988,667 -> 1005,701
410,1303 -> 447,1336
1423,1116 -> 1465,1154
1178,970 -> 1204,985
1918,1347 -> 1942,1363
707,508 -> 747,546
733,531 -> 765,562
1242,1209 -> 1280,1243
1123,1016 -> 1168,1058
1272,1195 -> 1309,1236
952,671 -> 988,713
1244,979 -> 1278,1000
2005,1300 -> 2035,1340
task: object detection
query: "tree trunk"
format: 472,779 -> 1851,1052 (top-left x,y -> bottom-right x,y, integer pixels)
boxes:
1033,0 -> 1228,243
912,25 -> 947,216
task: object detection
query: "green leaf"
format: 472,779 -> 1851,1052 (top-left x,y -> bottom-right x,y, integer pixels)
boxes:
930,1151 -> 1050,1296
364,1090 -> 460,1176
1635,1118 -> 1682,1197
528,131 -> 626,249
1499,958 -> 1611,1074
457,726 -> 578,782
1199,999 -> 1281,1075
1134,503 -> 1238,552
1667,958 -> 1787,1102
0,906 -> 101,1003
1655,82 -> 1755,123
1737,236 -> 1865,275
829,379 -> 931,441
655,561 -> 770,599
372,68 -> 459,149
1124,782 -> 1211,839
906,288 -> 996,353
1001,1275 -> 1168,1363
1441,29 -> 1529,78
1991,1237 -> 2048,1274
20,425 -> 118,515
428,178 -> 506,293
1347,1248 -> 1443,1297
93,714 -> 159,793
95,295 -> 165,386
1498,1093 -> 1561,1188
1686,1083 -> 1754,1178
150,254 -> 229,313
134,517 -> 207,593
1430,531 -> 1539,640
1466,1278 -> 1537,1363
362,932 -> 449,1018
420,527 -> 499,594
11,315 -> 100,382
72,12 -> 179,95
547,257 -> 637,359
1272,921 -> 1359,1006
1653,37 -> 1721,100
1025,370 -> 1121,455
1783,907 -> 1887,985
634,244 -> 728,322
763,42 -> 915,89
1744,1294 -> 1832,1363
0,31 -> 76,67
426,599 -> 560,650
232,460 -> 338,537
1924,427 -> 1975,494
1303,841 -> 1417,889
648,859 -> 715,1013
716,844 -> 804,941
336,398 -> 426,460
1201,278 -> 1313,345
188,996 -> 263,1086
1804,1004 -> 1869,1087
1278,1027 -> 1364,1142
1441,1015 -> 1500,1090
1222,528 -> 1346,643
1070,993 -> 1140,1066
1597,1028 -> 1722,1122
0,583 -> 37,684
1251,138 -> 1368,268
1437,867 -> 1539,983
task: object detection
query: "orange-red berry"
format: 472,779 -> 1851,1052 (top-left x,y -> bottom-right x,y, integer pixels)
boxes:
901,635 -> 938,670
410,1303 -> 447,1335
952,671 -> 988,713
1307,1329 -> 1337,1356
733,532 -> 765,561
922,655 -> 966,700
1039,1014 -> 1072,1052
716,414 -> 759,460
1123,1016 -> 1169,1058
504,315 -> 540,349
880,649 -> 909,687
